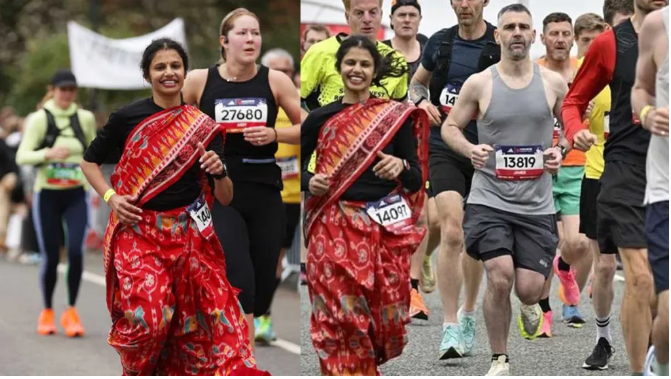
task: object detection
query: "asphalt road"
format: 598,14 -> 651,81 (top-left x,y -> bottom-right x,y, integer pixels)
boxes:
300,258 -> 631,376
0,252 -> 300,376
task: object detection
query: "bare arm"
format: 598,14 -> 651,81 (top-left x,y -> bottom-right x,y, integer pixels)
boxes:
632,10 -> 662,122
552,73 -> 572,152
272,70 -> 304,145
80,159 -> 112,199
409,64 -> 431,104
182,69 -> 209,107
441,74 -> 482,158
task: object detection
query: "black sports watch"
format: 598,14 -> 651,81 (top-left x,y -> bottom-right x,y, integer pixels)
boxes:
558,144 -> 568,160
413,96 -> 427,107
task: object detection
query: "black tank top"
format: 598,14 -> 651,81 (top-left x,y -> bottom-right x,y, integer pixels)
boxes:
608,19 -> 650,166
200,65 -> 282,188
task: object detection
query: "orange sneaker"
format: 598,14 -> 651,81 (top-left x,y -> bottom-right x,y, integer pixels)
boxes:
37,309 -> 57,335
409,288 -> 429,320
60,307 -> 85,337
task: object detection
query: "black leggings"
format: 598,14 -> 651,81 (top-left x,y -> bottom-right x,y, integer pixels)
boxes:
212,182 -> 285,317
33,187 -> 89,309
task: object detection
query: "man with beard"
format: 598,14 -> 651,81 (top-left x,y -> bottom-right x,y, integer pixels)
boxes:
631,5 -> 669,376
409,0 -> 499,360
441,4 -> 565,375
562,0 -> 669,374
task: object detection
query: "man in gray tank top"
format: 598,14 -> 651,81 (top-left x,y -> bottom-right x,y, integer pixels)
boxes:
632,5 -> 669,376
440,4 -> 568,376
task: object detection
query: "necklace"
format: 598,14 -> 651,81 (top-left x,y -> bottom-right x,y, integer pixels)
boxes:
221,64 -> 257,82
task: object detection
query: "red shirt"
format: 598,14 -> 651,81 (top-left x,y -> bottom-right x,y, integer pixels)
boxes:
561,29 -> 616,147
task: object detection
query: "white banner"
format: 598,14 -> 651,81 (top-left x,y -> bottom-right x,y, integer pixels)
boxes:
67,19 -> 187,90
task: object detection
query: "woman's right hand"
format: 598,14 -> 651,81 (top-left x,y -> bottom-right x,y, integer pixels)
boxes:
108,194 -> 143,225
45,146 -> 71,161
309,174 -> 330,196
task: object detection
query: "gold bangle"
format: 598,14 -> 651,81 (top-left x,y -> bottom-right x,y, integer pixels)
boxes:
103,189 -> 116,203
640,105 -> 655,127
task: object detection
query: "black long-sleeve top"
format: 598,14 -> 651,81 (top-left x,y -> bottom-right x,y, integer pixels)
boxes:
83,98 -> 225,211
301,101 -> 422,201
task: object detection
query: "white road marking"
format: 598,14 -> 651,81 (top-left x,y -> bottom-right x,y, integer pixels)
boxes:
58,264 -> 301,355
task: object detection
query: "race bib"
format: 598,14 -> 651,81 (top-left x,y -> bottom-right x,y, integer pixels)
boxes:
365,193 -> 412,233
604,111 -> 610,140
277,156 -> 299,180
495,145 -> 545,180
45,163 -> 84,187
439,84 -> 460,114
214,98 -> 268,133
186,195 -> 214,240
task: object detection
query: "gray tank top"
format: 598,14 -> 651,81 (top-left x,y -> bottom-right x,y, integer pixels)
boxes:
645,6 -> 670,204
467,63 -> 555,215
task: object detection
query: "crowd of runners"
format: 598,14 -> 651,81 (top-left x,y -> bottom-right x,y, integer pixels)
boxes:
300,0 -> 668,376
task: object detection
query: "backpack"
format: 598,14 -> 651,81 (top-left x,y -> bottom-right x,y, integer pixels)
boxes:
428,22 -> 501,112
37,109 -> 88,153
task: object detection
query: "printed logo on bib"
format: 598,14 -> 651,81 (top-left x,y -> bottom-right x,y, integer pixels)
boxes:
277,156 -> 299,180
495,145 -> 544,180
604,111 -> 610,140
45,163 -> 84,187
440,84 -> 460,114
214,98 -> 268,133
365,193 -> 412,233
186,195 -> 214,240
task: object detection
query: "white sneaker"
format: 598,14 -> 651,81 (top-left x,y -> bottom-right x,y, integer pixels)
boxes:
486,355 -> 510,376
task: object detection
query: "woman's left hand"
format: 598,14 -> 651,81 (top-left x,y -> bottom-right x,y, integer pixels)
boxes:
373,151 -> 405,180
243,126 -> 276,146
197,142 -> 225,175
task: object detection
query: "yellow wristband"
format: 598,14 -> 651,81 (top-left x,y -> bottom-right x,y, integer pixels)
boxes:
640,105 -> 655,127
103,189 -> 116,203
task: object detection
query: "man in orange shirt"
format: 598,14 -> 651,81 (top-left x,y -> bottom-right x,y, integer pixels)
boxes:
523,12 -> 592,339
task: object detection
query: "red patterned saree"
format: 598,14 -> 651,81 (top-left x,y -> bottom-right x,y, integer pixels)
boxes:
102,105 -> 265,376
304,99 -> 429,375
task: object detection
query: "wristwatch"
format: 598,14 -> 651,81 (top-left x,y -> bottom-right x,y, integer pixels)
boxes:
558,144 -> 568,160
413,96 -> 427,107
402,159 -> 410,171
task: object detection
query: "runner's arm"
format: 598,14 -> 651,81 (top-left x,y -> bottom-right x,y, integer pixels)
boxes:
561,32 -> 615,147
300,46 -> 324,105
631,10 -> 662,120
272,70 -> 305,144
441,74 -> 480,158
409,64 -> 431,105
15,111 -> 48,165
300,112 -> 320,191
393,118 -> 422,191
80,111 -> 124,199
182,69 -> 209,107
551,72 -> 571,152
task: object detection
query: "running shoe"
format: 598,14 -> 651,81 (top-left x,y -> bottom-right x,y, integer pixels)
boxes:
538,310 -> 553,338
409,288 -> 429,320
439,324 -> 464,359
554,256 -> 581,306
517,304 -> 543,340
486,355 -> 510,376
420,255 -> 436,293
458,307 -> 476,356
37,309 -> 56,335
644,345 -> 656,376
254,315 -> 277,344
60,307 -> 85,337
583,337 -> 614,370
562,305 -> 586,328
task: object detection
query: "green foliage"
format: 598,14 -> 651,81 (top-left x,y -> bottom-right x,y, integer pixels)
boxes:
1,0 -> 300,117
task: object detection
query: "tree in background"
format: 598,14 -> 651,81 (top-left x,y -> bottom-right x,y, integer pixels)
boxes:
0,0 -> 299,116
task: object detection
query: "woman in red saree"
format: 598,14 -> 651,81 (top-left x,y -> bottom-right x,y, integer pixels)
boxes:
301,35 -> 429,375
80,38 -> 265,376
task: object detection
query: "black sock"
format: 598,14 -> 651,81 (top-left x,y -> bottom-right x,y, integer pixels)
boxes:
539,297 -> 551,313
558,257 -> 571,271
411,279 -> 419,291
492,354 -> 509,363
300,263 -> 306,274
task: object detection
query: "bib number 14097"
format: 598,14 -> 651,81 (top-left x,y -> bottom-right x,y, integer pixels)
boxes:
365,194 -> 412,231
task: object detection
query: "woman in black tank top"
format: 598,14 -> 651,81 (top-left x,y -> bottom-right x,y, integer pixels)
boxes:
182,8 -> 303,346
